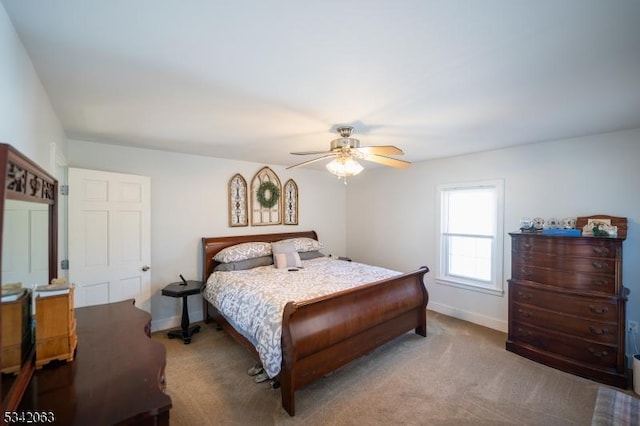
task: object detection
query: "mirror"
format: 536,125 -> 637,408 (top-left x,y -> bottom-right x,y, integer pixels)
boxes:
1,200 -> 48,398
0,143 -> 57,412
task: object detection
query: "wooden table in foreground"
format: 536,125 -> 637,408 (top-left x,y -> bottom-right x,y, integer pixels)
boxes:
19,300 -> 172,425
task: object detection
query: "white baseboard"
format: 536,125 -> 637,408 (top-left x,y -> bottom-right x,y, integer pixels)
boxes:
428,301 -> 507,333
151,309 -> 204,333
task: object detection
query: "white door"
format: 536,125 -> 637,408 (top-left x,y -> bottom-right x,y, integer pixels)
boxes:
68,168 -> 151,312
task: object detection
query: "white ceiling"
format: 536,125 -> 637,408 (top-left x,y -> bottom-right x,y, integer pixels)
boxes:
3,0 -> 640,170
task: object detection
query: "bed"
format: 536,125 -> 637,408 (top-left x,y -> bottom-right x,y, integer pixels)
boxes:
201,230 -> 429,416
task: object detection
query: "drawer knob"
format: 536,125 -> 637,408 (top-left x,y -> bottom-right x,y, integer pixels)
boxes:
517,327 -> 533,337
591,261 -> 609,270
521,254 -> 533,262
588,347 -> 609,358
589,305 -> 609,314
588,325 -> 609,335
520,268 -> 533,278
518,309 -> 532,318
592,247 -> 610,255
591,279 -> 609,287
517,291 -> 532,300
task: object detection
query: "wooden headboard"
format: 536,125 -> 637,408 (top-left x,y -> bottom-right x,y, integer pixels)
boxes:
201,230 -> 318,282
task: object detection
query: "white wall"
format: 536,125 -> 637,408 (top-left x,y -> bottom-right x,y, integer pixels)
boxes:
0,4 -> 66,167
67,140 -> 348,331
1,4 -> 68,283
346,130 -> 640,359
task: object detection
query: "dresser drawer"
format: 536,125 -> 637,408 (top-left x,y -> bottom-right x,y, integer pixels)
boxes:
512,251 -> 616,275
510,322 -> 619,370
512,236 -> 618,258
512,301 -> 618,344
510,265 -> 616,293
510,281 -> 619,321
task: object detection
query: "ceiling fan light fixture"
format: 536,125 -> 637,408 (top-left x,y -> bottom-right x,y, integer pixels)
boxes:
325,156 -> 364,177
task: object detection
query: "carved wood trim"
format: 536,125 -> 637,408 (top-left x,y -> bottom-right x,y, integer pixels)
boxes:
2,144 -> 56,204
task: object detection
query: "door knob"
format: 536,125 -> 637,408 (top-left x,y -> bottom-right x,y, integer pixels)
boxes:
142,265 -> 150,271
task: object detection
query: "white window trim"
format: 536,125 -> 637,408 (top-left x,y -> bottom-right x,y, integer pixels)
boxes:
436,179 -> 505,296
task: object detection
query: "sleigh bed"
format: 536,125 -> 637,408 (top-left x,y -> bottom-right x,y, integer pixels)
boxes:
201,230 -> 429,416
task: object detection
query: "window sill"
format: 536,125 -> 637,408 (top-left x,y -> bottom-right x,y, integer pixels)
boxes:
435,278 -> 504,297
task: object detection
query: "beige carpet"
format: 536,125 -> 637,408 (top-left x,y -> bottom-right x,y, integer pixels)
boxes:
152,311 -> 602,425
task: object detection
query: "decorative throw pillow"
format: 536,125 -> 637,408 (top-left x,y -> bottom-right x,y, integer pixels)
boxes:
278,237 -> 323,253
298,250 -> 324,260
213,255 -> 274,272
274,252 -> 302,269
213,242 -> 272,263
272,241 -> 302,269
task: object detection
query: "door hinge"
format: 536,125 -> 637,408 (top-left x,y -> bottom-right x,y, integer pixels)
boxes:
60,185 -> 69,195
61,259 -> 69,270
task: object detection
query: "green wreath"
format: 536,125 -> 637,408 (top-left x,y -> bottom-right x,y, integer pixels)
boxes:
256,181 -> 280,209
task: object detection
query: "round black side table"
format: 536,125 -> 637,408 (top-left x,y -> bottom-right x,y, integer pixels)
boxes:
161,280 -> 202,344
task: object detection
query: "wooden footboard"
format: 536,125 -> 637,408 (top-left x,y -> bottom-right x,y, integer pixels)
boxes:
279,266 -> 429,415
201,231 -> 429,416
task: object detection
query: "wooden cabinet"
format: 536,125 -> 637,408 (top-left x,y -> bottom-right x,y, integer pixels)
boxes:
35,287 -> 77,368
506,218 -> 629,388
1,290 -> 33,374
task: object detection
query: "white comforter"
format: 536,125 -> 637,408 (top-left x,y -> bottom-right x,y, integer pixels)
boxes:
203,256 -> 400,378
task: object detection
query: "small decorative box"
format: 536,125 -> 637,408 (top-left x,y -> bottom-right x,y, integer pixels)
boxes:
541,228 -> 581,236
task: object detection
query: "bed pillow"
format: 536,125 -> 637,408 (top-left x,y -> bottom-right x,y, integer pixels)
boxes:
278,237 -> 324,253
272,241 -> 302,269
213,255 -> 274,272
213,242 -> 272,263
299,250 -> 325,260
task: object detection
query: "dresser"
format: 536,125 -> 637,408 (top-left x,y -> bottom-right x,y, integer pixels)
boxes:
506,216 -> 629,388
20,299 -> 172,425
35,287 -> 77,368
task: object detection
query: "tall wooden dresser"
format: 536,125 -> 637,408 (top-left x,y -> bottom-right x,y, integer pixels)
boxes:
506,215 -> 629,388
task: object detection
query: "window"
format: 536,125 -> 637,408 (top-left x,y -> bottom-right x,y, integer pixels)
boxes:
437,180 -> 504,295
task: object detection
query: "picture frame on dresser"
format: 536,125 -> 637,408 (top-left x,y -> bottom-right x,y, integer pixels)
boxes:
506,215 -> 629,389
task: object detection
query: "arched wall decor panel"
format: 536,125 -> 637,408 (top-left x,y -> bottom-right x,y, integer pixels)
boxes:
250,167 -> 281,226
283,179 -> 298,225
228,174 -> 248,227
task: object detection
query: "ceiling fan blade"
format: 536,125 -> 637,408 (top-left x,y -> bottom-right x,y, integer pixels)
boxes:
363,154 -> 411,169
356,145 -> 404,156
290,150 -> 332,155
286,154 -> 337,169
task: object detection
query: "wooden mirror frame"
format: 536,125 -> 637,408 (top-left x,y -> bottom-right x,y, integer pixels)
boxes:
0,143 -> 58,412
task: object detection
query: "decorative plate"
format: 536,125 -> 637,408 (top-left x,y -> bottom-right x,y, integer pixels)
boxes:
519,218 -> 533,230
547,217 -> 560,229
532,217 -> 545,230
563,217 -> 576,229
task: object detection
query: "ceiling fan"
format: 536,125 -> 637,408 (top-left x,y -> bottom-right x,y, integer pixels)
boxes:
286,126 -> 411,178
